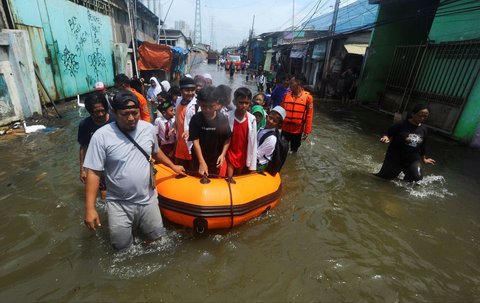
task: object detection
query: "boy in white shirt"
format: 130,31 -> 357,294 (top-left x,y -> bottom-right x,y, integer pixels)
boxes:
154,101 -> 176,161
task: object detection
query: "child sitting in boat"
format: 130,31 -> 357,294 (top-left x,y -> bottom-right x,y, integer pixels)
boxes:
257,106 -> 286,172
226,87 -> 258,179
189,86 -> 232,177
154,101 -> 176,161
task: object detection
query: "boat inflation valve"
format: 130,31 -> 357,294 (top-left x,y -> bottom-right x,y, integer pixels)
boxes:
193,217 -> 208,234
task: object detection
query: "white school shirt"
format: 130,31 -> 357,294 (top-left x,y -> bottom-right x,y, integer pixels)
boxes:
154,115 -> 176,146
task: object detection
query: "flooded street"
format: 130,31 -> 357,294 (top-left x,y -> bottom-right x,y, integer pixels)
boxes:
1,63 -> 479,302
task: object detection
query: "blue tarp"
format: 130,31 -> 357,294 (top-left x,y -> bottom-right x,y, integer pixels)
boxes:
304,0 -> 378,33
171,46 -> 190,55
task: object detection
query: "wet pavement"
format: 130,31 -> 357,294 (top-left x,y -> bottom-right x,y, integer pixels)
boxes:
0,63 -> 479,302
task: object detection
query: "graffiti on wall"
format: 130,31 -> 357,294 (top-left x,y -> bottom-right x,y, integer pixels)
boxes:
61,10 -> 107,81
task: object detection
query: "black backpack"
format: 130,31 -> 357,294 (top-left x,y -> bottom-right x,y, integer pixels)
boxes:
258,129 -> 289,176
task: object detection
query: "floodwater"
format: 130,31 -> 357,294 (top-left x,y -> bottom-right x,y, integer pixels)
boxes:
1,63 -> 479,302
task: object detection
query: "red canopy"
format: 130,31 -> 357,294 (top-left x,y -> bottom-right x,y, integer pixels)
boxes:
137,41 -> 173,71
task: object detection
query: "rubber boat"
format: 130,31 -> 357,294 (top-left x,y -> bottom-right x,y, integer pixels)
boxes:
155,164 -> 282,233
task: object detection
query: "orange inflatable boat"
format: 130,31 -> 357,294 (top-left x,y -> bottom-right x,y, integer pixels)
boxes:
155,164 -> 282,233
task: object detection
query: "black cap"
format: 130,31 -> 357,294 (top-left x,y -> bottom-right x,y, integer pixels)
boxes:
179,77 -> 195,88
111,90 -> 139,110
114,74 -> 130,86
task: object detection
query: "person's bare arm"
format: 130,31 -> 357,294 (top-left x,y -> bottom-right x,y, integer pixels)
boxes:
84,169 -> 102,231
192,139 -> 208,176
79,145 -> 88,183
152,149 -> 185,175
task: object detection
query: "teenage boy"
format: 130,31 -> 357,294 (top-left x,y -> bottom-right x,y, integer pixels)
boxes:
257,106 -> 286,172
226,87 -> 257,178
189,86 -> 231,176
174,77 -> 197,169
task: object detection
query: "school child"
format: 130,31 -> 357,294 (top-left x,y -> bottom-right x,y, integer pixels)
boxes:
174,77 -> 197,169
256,72 -> 266,92
251,105 -> 266,129
226,87 -> 258,179
189,86 -> 232,177
257,106 -> 286,172
154,101 -> 176,161
213,84 -> 234,116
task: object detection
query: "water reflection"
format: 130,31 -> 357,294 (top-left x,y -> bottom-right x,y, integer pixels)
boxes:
0,63 -> 479,302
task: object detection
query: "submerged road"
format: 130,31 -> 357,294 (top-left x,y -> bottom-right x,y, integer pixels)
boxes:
0,63 -> 479,302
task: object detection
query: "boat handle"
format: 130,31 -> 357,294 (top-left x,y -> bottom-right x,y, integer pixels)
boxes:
200,174 -> 211,184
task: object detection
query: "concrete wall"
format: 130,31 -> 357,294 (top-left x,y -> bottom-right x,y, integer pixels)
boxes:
356,0 -> 437,104
0,30 -> 41,124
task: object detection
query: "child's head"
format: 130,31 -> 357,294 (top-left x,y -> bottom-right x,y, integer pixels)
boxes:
156,91 -> 169,103
251,105 -> 266,129
233,87 -> 253,115
158,101 -> 174,119
252,93 -> 266,106
213,84 -> 233,110
179,77 -> 196,102
168,85 -> 181,103
197,86 -> 218,120
266,106 -> 286,129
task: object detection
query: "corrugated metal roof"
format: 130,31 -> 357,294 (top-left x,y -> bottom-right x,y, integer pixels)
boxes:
304,0 -> 378,33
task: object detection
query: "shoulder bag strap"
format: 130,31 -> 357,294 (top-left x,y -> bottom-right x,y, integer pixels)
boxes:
116,122 -> 152,163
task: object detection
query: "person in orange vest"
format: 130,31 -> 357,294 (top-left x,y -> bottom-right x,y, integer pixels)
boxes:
113,74 -> 151,123
281,75 -> 313,152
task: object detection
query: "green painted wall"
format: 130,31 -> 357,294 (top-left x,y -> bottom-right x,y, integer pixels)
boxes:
429,0 -> 480,143
357,0 -> 437,103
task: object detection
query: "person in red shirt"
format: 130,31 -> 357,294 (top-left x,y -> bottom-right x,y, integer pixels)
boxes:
281,74 -> 313,152
226,87 -> 258,180
113,74 -> 151,123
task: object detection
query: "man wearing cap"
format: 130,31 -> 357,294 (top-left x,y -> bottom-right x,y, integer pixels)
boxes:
114,73 -> 151,123
83,90 -> 185,250
174,77 -> 197,169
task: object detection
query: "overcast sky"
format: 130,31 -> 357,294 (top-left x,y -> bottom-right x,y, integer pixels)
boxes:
158,0 -> 337,50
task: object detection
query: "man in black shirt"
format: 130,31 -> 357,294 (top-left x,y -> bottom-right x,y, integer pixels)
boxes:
78,92 -> 114,198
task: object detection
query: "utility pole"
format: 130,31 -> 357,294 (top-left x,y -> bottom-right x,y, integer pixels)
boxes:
292,0 -> 294,43
193,0 -> 202,45
250,15 -> 255,40
320,0 -> 340,97
127,0 -> 139,77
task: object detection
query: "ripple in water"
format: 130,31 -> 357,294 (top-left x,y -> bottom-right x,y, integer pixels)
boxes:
392,174 -> 454,199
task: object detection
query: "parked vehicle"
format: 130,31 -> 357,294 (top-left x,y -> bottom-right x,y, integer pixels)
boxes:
225,54 -> 241,71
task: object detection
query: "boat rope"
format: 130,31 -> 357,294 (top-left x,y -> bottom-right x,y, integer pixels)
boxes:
226,178 -> 234,229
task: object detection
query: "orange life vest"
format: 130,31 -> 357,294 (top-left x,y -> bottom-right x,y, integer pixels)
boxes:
281,89 -> 313,134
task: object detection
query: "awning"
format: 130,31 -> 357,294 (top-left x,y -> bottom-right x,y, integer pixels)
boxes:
344,44 -> 368,55
137,41 -> 173,71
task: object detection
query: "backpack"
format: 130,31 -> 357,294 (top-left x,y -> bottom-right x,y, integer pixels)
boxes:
258,129 -> 289,176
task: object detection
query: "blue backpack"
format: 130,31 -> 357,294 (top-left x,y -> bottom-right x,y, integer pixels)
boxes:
258,129 -> 289,176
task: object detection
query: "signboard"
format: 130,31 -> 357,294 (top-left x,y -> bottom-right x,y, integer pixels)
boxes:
312,42 -> 327,59
290,44 -> 308,58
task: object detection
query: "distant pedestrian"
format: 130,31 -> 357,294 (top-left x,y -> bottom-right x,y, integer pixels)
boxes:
256,72 -> 266,92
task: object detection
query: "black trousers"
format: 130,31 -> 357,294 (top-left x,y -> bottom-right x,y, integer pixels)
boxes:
281,131 -> 302,152
375,159 -> 423,182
